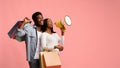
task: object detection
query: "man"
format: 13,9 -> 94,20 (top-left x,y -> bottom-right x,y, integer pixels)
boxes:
15,12 -> 64,68
15,12 -> 43,68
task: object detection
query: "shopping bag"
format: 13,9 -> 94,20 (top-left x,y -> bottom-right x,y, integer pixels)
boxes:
15,36 -> 25,42
8,21 -> 22,38
40,52 -> 46,68
40,52 -> 61,68
8,21 -> 25,42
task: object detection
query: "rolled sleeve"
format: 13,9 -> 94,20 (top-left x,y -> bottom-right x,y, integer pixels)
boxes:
15,28 -> 26,37
15,23 -> 31,37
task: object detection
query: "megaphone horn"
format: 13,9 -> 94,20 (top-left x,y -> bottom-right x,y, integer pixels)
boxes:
55,15 -> 72,29
64,15 -> 72,26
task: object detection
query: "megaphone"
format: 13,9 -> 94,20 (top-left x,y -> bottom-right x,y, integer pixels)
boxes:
55,15 -> 72,32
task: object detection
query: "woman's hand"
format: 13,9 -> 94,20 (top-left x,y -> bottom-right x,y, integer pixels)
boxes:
43,47 -> 53,52
54,45 -> 64,51
43,47 -> 49,52
60,25 -> 66,36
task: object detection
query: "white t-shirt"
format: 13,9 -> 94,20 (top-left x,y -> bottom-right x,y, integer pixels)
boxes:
41,32 -> 64,54
34,31 -> 42,59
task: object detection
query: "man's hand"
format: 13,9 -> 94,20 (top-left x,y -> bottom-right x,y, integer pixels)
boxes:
18,17 -> 31,29
23,17 -> 31,24
54,45 -> 64,51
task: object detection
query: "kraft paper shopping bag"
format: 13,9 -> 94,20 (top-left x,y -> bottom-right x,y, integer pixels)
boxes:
40,52 -> 61,68
40,52 -> 45,68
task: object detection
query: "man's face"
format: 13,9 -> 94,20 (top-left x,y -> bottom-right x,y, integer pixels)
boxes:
36,15 -> 44,26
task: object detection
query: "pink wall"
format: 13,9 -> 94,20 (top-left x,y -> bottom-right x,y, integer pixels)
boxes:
0,0 -> 120,68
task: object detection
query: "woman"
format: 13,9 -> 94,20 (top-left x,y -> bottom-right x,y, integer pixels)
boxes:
41,18 -> 65,53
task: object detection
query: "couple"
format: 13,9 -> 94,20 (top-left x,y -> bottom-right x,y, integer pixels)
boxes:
15,12 -> 65,68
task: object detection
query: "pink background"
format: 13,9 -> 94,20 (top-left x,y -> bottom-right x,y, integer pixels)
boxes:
0,0 -> 120,68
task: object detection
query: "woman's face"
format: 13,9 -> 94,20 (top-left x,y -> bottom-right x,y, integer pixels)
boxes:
47,19 -> 53,28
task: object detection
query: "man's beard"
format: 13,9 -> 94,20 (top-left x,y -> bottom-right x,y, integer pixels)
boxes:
36,23 -> 41,27
35,22 -> 42,27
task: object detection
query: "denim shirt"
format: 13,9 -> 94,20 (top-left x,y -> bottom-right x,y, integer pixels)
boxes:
15,23 -> 38,62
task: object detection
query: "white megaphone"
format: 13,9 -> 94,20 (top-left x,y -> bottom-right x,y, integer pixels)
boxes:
55,15 -> 72,32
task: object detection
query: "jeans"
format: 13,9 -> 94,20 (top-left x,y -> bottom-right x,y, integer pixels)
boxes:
28,59 -> 40,68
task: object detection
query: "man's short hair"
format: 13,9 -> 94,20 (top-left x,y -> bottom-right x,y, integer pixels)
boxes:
32,12 -> 42,21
